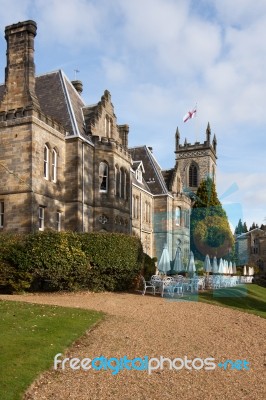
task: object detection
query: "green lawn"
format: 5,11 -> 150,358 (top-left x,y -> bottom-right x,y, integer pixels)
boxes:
0,300 -> 104,400
199,284 -> 266,318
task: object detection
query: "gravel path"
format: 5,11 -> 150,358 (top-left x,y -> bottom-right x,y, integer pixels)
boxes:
1,291 -> 266,400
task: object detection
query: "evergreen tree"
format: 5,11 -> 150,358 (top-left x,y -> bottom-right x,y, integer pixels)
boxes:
243,222 -> 248,233
235,219 -> 243,235
249,222 -> 257,231
190,177 -> 234,260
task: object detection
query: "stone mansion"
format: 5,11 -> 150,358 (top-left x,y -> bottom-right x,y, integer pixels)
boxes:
0,20 -> 217,262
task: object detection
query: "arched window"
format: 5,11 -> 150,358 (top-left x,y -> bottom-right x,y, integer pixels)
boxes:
119,168 -> 123,198
99,162 -> 108,192
123,171 -> 127,199
44,145 -> 49,179
182,209 -> 190,228
189,164 -> 198,187
115,165 -> 119,196
175,207 -> 181,226
52,149 -> 57,182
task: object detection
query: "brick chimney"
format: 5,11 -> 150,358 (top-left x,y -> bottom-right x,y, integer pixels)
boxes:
0,20 -> 40,112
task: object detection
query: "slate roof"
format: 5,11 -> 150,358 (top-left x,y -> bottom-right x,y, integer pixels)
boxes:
0,70 -> 92,143
132,160 -> 144,171
129,146 -> 168,195
131,171 -> 152,193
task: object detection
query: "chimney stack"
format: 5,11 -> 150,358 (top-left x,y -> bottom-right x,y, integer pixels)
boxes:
0,20 -> 40,112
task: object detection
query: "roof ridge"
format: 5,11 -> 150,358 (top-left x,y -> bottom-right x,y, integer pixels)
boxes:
35,70 -> 61,78
145,147 -> 168,194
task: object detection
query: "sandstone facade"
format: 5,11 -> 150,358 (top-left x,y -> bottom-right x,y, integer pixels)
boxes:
0,20 -> 218,262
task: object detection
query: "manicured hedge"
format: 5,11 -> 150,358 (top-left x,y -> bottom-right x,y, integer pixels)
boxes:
0,231 -> 144,293
79,233 -> 143,291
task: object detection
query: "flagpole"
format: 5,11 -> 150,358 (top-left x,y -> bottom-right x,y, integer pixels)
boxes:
195,102 -> 198,142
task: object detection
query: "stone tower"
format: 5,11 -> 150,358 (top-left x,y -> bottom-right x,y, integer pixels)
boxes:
0,20 -> 66,232
0,20 -> 40,112
175,123 -> 217,196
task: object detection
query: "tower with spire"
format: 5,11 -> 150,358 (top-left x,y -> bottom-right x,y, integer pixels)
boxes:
174,122 -> 217,196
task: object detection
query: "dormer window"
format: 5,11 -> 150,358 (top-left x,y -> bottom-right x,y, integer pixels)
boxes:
136,169 -> 142,183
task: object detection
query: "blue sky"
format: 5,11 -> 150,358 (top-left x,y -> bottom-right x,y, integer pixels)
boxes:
0,0 -> 265,229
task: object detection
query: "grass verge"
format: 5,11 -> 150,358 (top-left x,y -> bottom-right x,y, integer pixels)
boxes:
198,284 -> 266,318
0,300 -> 104,400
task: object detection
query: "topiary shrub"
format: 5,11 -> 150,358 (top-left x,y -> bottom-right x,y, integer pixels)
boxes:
142,254 -> 157,280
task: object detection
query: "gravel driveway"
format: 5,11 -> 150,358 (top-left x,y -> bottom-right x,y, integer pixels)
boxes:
1,291 -> 265,400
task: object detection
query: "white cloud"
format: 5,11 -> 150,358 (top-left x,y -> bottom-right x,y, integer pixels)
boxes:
0,0 -> 31,26
217,170 -> 266,227
35,0 -> 107,49
101,58 -> 129,84
210,0 -> 266,26
117,0 -> 189,48
0,0 -> 265,226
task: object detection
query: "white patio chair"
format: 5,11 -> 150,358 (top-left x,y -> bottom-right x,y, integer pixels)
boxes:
182,277 -> 194,292
140,275 -> 156,296
171,280 -> 184,297
150,275 -> 163,295
213,276 -> 221,289
161,277 -> 175,297
198,277 -> 206,290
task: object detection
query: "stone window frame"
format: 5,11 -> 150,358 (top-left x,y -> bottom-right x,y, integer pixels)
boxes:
51,148 -> 58,183
44,144 -> 49,180
132,195 -> 139,219
99,161 -> 109,193
56,211 -> 62,231
38,206 -> 45,231
119,168 -> 128,200
123,170 -> 127,199
184,209 -> 190,228
136,168 -> 142,183
0,201 -> 4,228
189,162 -> 198,187
105,115 -> 112,138
175,206 -> 181,226
115,164 -> 119,196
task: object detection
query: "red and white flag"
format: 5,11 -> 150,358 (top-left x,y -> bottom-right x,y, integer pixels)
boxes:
183,106 -> 197,123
